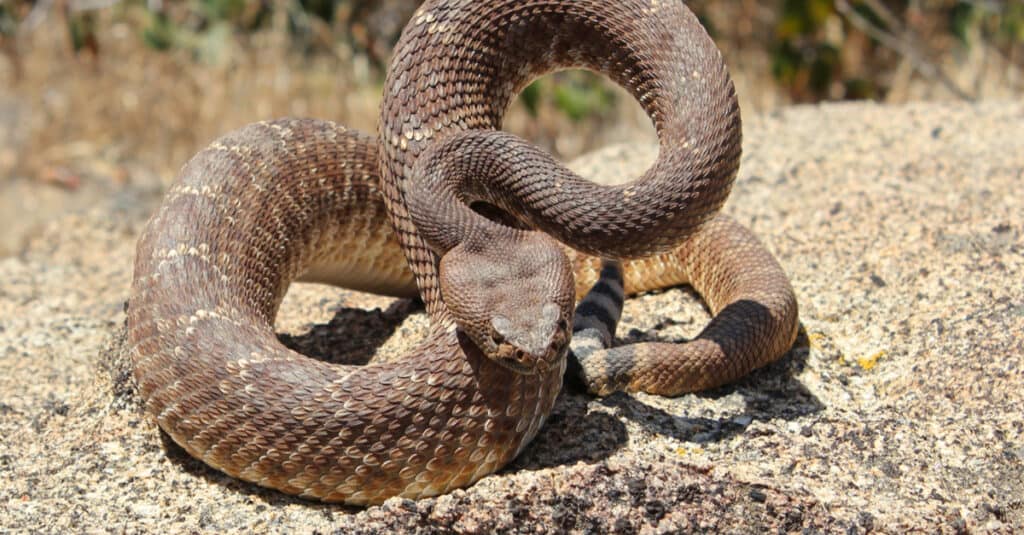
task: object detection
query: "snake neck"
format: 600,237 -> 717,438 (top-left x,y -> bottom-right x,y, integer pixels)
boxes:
385,0 -> 735,136
379,0 -> 742,321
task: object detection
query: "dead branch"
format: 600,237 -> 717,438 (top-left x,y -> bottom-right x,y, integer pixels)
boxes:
835,0 -> 974,100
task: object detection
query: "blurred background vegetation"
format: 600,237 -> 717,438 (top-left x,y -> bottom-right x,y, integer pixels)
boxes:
0,0 -> 1021,254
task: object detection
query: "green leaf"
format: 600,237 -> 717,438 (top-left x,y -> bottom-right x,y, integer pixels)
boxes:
520,80 -> 542,118
949,1 -> 975,45
142,13 -> 175,51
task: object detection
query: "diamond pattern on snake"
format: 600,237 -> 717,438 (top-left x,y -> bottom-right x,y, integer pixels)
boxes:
127,0 -> 797,505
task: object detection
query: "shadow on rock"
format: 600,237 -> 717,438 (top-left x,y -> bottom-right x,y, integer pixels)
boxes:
524,320 -> 821,470
510,390 -> 630,472
121,293 -> 819,506
592,324 -> 819,444
278,298 -> 421,365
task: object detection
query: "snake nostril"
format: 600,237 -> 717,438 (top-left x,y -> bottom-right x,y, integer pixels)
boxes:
515,350 -> 535,365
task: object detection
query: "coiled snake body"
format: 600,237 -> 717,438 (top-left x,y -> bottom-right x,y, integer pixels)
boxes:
127,0 -> 798,505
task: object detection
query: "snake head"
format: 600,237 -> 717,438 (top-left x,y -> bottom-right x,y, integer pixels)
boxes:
439,231 -> 574,375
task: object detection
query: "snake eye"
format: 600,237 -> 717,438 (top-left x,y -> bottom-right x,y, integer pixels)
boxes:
491,316 -> 512,339
483,329 -> 506,354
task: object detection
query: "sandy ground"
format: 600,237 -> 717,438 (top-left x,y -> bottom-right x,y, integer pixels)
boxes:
1,100 -> 1022,533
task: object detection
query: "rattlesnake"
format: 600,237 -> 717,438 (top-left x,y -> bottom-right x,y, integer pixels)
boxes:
127,0 -> 798,505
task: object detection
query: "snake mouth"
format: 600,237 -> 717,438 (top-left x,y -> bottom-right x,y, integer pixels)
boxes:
496,355 -> 543,375
489,340 -> 549,376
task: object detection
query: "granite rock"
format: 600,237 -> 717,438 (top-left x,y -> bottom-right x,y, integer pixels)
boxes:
1,101 -> 1021,533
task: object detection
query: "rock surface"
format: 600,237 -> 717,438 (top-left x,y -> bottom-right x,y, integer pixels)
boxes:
1,101 -> 1022,533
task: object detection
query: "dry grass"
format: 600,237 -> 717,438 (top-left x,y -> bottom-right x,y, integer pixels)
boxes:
2,19 -> 379,185
0,12 -> 657,254
0,4 -> 1019,256
0,12 -> 654,187
2,5 -> 1019,183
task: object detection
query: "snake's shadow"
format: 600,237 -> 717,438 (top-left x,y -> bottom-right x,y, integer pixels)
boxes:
160,293 -> 819,504
512,316 -> 820,472
277,298 -> 423,365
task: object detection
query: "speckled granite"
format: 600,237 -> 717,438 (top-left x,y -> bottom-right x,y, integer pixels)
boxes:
1,101 -> 1021,533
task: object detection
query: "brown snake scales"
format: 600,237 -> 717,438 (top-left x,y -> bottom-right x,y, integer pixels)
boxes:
127,0 -> 799,505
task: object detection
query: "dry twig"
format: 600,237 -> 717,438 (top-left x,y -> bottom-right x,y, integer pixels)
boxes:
835,0 -> 974,100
